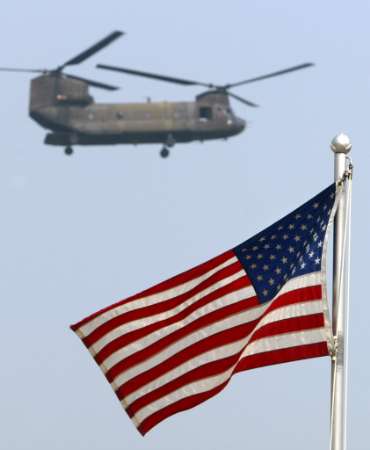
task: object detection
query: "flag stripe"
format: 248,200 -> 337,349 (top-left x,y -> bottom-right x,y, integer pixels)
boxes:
73,251 -> 237,336
125,313 -> 324,417
112,288 -> 320,398
105,289 -> 260,382
137,342 -> 328,435
122,300 -> 324,409
91,269 -> 250,359
84,261 -> 245,349
131,328 -> 326,429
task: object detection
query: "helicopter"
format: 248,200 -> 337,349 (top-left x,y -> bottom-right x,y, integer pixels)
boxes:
0,31 -> 314,158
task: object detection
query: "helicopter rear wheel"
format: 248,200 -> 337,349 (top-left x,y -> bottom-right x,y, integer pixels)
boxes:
160,146 -> 170,158
65,146 -> 74,156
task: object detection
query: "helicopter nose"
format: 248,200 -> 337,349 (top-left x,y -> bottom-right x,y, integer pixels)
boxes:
234,117 -> 246,133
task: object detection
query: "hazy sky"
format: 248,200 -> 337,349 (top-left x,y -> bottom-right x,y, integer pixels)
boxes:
1,1 -> 369,449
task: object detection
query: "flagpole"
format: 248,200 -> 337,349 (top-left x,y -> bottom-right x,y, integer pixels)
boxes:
330,133 -> 352,450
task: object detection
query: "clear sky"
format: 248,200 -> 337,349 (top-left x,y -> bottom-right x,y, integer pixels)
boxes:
1,1 -> 369,449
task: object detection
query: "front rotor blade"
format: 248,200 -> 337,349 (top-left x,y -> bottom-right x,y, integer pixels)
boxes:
226,63 -> 314,88
65,73 -> 119,91
58,31 -> 124,70
97,64 -> 212,87
228,92 -> 259,107
0,67 -> 45,73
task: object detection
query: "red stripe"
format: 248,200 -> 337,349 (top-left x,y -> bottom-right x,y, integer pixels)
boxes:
137,342 -> 329,435
106,295 -> 260,383
71,250 -> 234,331
94,275 -> 251,364
84,260 -> 246,348
235,342 -> 329,373
116,320 -> 259,399
263,284 -> 322,315
138,380 -> 230,435
106,284 -> 321,384
249,313 -> 325,344
125,314 -> 325,416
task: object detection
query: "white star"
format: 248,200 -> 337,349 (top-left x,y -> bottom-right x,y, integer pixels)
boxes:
275,244 -> 282,250
268,278 -> 275,285
318,241 -> 323,248
269,254 -> 276,260
252,246 -> 259,251
294,235 -> 301,242
257,254 -> 263,259
264,244 -> 270,249
257,275 -> 263,281
270,234 -> 277,240
263,264 -> 269,271
295,213 -> 302,219
246,255 -> 252,260
288,224 -> 295,230
300,224 -> 307,230
307,214 -> 313,219
281,256 -> 288,264
288,246 -> 295,253
259,236 -> 266,242
263,289 -> 269,296
313,202 -> 319,209
309,251 -> 314,258
300,262 -> 306,269
283,234 -> 289,240
275,267 -> 282,274
251,263 -> 257,269
278,225 -> 284,231
315,257 -> 320,265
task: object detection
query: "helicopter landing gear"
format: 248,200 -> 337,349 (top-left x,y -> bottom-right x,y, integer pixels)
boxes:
160,134 -> 175,158
64,146 -> 74,156
160,146 -> 170,158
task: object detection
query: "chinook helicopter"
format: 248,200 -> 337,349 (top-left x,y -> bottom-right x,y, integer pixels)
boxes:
0,31 -> 314,157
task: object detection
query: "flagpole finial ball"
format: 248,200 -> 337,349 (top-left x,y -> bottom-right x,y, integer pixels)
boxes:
331,133 -> 352,154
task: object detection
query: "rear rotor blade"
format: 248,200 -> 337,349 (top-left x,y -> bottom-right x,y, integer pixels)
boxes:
58,31 -> 124,71
228,92 -> 259,107
226,63 -> 314,88
0,67 -> 45,73
65,73 -> 120,91
96,64 -> 213,88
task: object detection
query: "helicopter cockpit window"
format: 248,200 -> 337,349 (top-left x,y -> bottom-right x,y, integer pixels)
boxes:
199,106 -> 213,121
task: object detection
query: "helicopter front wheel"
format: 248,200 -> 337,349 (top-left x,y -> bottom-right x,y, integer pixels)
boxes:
64,146 -> 74,156
160,146 -> 170,158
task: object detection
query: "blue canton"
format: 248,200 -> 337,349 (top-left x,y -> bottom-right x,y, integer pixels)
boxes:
234,184 -> 336,303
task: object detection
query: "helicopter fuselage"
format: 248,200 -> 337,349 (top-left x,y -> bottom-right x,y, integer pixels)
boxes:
29,75 -> 246,150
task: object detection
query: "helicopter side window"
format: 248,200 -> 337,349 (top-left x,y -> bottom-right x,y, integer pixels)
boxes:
199,106 -> 213,121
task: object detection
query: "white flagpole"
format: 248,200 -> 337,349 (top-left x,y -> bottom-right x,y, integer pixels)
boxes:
330,133 -> 352,450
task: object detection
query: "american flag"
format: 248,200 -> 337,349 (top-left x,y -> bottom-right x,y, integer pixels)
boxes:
71,183 -> 337,435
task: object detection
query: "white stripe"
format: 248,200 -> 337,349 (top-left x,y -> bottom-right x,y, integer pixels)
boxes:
102,285 -> 257,374
123,299 -> 324,407
78,256 -> 238,337
91,269 -> 246,354
104,272 -> 320,378
278,271 -> 321,295
131,328 -> 326,426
